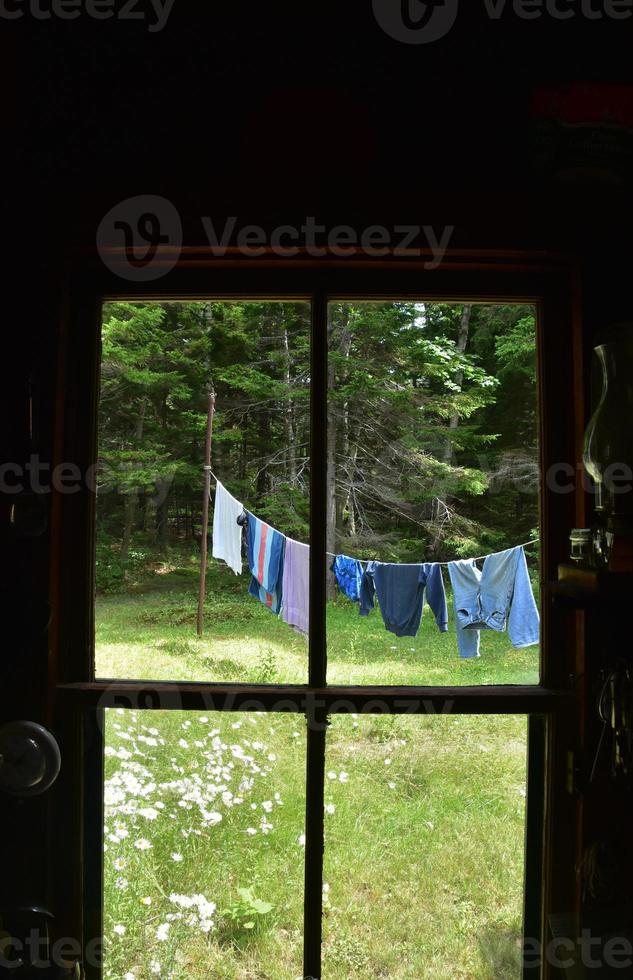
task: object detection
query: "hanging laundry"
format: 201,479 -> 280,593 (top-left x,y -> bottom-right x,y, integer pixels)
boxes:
282,538 -> 310,634
359,561 -> 448,638
245,511 -> 285,614
331,554 -> 364,602
447,546 -> 539,659
211,480 -> 243,576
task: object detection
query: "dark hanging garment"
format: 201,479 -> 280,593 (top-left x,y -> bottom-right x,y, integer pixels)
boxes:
359,561 -> 449,638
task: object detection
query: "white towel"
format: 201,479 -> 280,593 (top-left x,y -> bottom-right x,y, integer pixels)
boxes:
211,481 -> 243,576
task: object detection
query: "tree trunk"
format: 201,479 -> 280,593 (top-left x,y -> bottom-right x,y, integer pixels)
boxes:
442,303 -> 472,464
326,306 -> 338,599
120,397 -> 146,560
240,435 -> 247,480
281,324 -> 297,483
256,409 -> 271,497
138,488 -> 148,531
342,443 -> 359,536
430,305 -> 472,556
336,311 -> 353,530
155,480 -> 171,553
120,494 -> 136,562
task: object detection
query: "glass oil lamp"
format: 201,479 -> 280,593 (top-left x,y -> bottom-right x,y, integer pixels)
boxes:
583,323 -> 633,571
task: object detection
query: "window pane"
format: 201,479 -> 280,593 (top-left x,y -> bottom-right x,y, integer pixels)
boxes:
103,709 -> 306,978
95,300 -> 310,683
326,301 -> 540,686
322,713 -> 528,978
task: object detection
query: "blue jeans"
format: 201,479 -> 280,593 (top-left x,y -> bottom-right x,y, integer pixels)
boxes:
447,547 -> 539,659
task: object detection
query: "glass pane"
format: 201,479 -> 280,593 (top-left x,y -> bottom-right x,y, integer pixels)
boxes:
326,301 -> 540,686
95,300 -> 310,683
322,713 -> 528,978
103,709 -> 306,979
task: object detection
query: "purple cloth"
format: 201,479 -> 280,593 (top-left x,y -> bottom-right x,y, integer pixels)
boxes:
282,538 -> 310,634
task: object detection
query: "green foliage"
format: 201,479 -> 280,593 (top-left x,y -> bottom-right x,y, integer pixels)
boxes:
495,315 -> 538,377
95,541 -> 126,594
97,299 -> 538,566
220,887 -> 274,935
255,647 -> 279,684
325,930 -> 370,972
256,483 -> 309,541
95,534 -> 152,594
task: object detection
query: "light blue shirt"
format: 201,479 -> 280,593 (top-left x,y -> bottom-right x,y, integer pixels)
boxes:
447,546 -> 539,659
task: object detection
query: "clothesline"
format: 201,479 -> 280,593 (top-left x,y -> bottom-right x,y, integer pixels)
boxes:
324,542 -> 538,565
210,471 -> 540,655
207,468 -> 537,567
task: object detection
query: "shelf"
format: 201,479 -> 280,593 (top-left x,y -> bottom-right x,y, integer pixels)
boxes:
548,565 -> 633,609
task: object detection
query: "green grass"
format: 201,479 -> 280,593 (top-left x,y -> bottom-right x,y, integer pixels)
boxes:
95,558 -> 539,687
98,557 -> 536,979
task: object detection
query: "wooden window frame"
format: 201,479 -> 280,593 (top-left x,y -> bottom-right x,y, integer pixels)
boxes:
49,250 -> 582,979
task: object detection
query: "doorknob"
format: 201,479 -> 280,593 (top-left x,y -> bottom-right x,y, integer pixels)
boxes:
0,723 -> 61,798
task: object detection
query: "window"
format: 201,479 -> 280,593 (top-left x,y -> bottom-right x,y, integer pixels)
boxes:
52,256 -> 578,979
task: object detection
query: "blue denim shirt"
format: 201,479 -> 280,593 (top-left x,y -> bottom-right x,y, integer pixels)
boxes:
332,554 -> 364,602
447,546 -> 539,659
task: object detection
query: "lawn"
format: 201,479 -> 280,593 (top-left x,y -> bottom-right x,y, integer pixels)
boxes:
98,554 -> 536,979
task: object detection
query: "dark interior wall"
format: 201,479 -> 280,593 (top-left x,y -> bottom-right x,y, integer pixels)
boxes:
4,5 -> 633,229
2,0 -> 633,956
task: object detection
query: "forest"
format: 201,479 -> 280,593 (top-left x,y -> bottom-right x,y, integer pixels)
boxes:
96,299 -> 538,592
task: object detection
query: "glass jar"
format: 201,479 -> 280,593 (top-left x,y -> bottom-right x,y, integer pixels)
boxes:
570,528 -> 592,563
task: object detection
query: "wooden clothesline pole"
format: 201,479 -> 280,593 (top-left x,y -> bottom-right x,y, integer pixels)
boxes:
197,387 -> 216,636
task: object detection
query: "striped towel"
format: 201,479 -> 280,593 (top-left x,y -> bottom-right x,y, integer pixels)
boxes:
245,511 -> 285,614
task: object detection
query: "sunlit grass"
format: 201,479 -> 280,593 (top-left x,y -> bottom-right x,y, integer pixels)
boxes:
98,558 -> 533,978
95,559 -> 539,687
